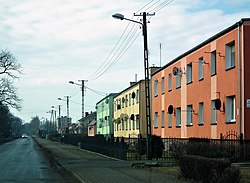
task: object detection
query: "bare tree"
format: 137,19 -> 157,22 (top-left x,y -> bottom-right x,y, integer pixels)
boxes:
0,50 -> 22,110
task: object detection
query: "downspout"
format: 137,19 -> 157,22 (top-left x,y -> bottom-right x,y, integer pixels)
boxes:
237,20 -> 242,138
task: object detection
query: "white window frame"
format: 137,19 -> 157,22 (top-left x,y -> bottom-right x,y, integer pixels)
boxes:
226,42 -> 235,69
226,96 -> 236,123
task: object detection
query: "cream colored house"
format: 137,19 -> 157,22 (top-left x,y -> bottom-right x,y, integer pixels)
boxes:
113,80 -> 147,138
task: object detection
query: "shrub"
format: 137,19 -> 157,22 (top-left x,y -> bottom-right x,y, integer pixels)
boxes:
151,135 -> 164,159
179,155 -> 240,183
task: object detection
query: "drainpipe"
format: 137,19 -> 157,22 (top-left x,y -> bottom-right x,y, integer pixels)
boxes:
237,20 -> 242,138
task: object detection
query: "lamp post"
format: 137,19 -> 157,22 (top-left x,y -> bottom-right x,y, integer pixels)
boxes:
113,12 -> 153,160
58,96 -> 70,125
52,105 -> 61,131
69,80 -> 87,118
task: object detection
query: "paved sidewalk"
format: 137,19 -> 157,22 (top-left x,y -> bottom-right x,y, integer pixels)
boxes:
34,137 -> 188,183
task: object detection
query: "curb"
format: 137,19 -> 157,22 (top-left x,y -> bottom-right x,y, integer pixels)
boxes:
33,137 -> 83,183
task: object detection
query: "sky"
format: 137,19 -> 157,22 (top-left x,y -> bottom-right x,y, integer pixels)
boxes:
0,0 -> 249,123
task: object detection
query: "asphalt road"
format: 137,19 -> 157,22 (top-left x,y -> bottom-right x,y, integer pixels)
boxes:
0,137 -> 71,183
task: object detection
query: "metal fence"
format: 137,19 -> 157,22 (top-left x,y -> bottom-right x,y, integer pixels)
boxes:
60,134 -> 250,162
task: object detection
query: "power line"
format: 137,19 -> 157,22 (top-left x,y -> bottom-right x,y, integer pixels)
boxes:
149,0 -> 174,13
88,18 -> 140,81
87,0 -> 174,82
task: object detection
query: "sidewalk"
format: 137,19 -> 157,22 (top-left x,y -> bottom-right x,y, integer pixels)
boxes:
34,137 -> 188,183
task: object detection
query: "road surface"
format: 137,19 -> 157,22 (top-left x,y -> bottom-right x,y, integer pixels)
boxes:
0,137 -> 73,183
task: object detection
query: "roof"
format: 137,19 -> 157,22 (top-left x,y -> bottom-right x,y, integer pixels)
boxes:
114,79 -> 145,98
96,93 -> 119,105
88,120 -> 96,126
152,18 -> 250,76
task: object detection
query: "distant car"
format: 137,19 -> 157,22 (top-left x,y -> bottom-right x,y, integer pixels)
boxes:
21,133 -> 28,138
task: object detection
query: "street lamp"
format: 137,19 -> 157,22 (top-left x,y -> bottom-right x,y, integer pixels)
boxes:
113,12 -> 153,160
69,80 -> 87,118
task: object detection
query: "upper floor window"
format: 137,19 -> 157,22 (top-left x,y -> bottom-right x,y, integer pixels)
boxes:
186,63 -> 192,84
226,42 -> 235,69
168,113 -> 172,128
198,57 -> 204,80
154,80 -> 158,97
176,74 -> 181,88
125,95 -> 128,107
136,115 -> 140,129
226,95 -> 236,123
121,97 -> 124,108
136,89 -> 139,103
187,105 -> 193,126
129,93 -> 131,106
161,77 -> 165,94
168,74 -> 172,91
161,110 -> 165,128
211,100 -> 217,124
176,107 -> 181,127
199,102 -> 204,125
211,51 -> 216,76
154,112 -> 158,128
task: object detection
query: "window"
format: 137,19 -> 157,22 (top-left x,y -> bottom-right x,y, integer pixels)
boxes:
168,74 -> 172,91
133,119 -> 135,130
136,89 -> 139,103
161,111 -> 165,128
121,98 -> 124,108
176,107 -> 181,127
154,80 -> 158,96
129,93 -> 131,106
154,112 -> 158,128
136,115 -> 140,129
125,95 -> 128,107
187,105 -> 193,126
226,42 -> 235,69
176,74 -> 181,88
186,63 -> 192,84
121,119 -> 124,130
211,100 -> 217,124
161,77 -> 165,94
198,57 -> 204,80
168,113 -> 172,128
211,51 -> 216,76
226,96 -> 236,123
199,102 -> 204,125
126,119 -> 128,130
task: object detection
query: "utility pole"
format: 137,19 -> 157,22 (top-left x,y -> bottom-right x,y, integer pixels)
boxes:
65,96 -> 70,125
134,12 -> 155,160
69,80 -> 87,118
79,80 -> 87,118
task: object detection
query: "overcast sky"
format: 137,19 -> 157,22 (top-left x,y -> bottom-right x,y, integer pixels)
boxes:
0,0 -> 249,123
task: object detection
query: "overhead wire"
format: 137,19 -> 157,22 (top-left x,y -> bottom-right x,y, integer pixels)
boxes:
87,0 -> 174,82
89,21 -> 141,81
85,85 -> 108,96
87,18 -> 140,81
